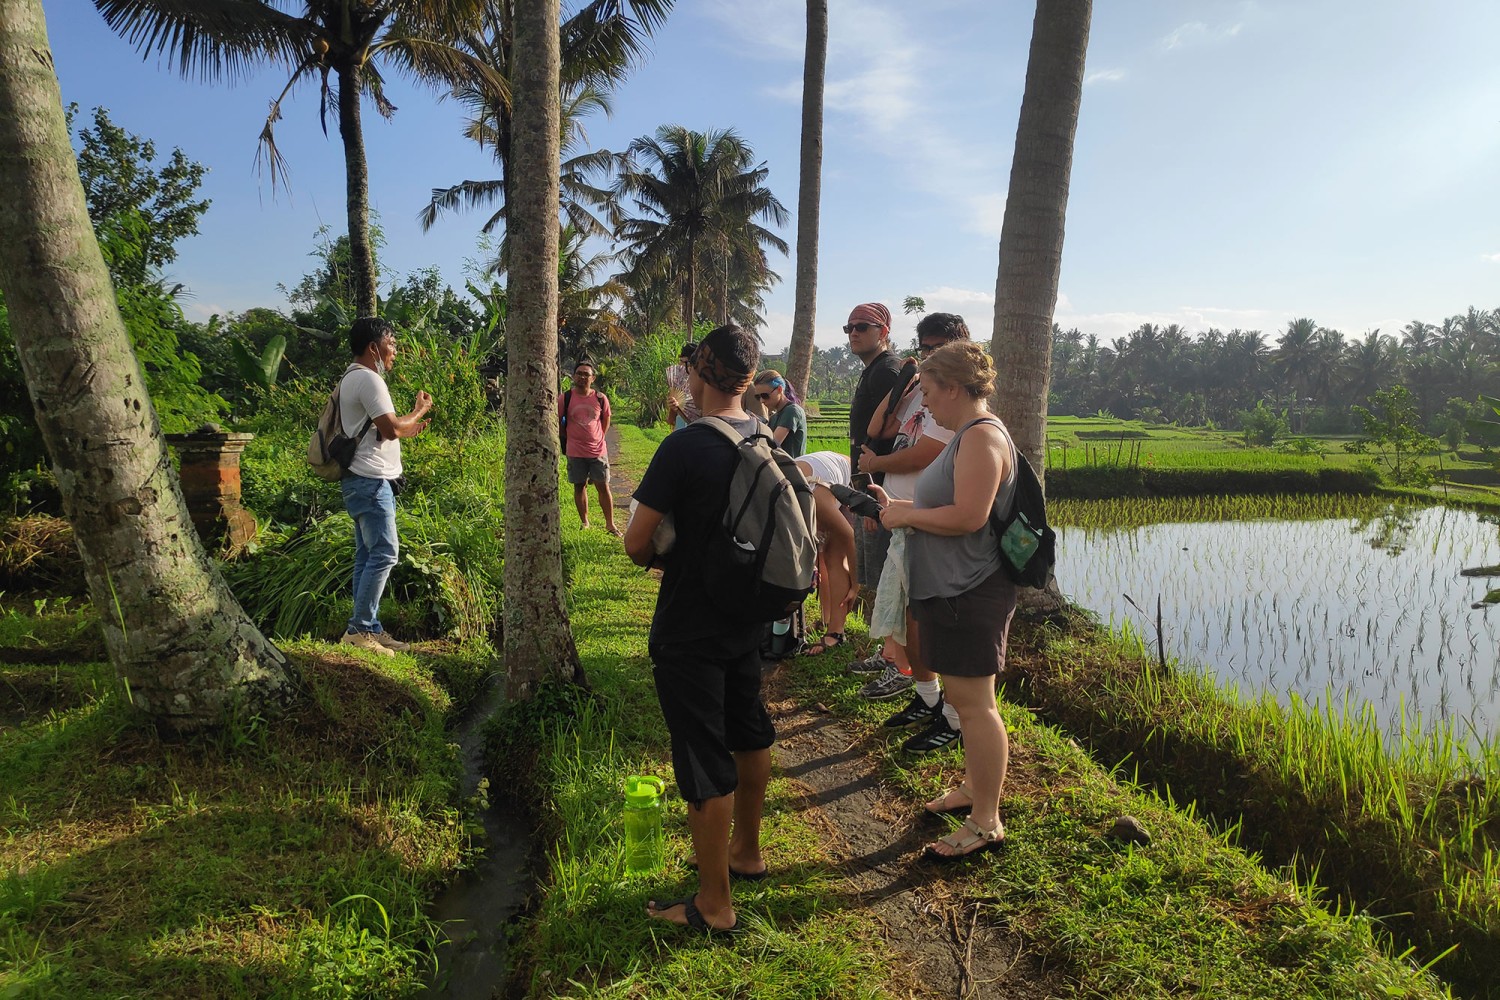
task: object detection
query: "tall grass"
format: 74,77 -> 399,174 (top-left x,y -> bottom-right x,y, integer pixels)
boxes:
1051,493 -> 1412,528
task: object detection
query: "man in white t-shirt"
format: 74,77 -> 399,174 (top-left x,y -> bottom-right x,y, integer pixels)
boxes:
338,317 -> 433,657
853,313 -> 970,748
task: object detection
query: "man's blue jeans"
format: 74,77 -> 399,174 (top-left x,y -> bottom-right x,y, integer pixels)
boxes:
342,475 -> 398,634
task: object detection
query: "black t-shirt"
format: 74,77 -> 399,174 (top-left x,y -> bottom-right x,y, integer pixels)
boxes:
849,349 -> 903,474
634,416 -> 766,654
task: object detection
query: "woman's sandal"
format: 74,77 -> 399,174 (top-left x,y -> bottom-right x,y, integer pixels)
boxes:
804,632 -> 847,656
923,784 -> 973,818
923,817 -> 1006,862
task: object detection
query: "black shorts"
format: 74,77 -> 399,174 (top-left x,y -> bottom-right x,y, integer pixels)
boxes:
649,639 -> 776,804
909,568 -> 1017,678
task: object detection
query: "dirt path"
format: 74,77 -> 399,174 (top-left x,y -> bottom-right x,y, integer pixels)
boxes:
608,426 -> 1069,998
762,669 -> 1070,1000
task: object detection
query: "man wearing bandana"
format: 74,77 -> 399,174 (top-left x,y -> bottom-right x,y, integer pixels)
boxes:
624,324 -> 775,935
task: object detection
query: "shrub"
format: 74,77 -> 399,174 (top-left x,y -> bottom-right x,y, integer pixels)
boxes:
1237,401 -> 1287,446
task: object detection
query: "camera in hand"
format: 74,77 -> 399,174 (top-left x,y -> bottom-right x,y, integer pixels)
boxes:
828,482 -> 883,520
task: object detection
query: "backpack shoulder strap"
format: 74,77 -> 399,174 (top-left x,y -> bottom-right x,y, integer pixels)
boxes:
697,414 -> 748,446
336,365 -> 375,441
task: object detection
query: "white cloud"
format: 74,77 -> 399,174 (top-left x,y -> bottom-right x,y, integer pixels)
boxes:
1084,69 -> 1126,86
1482,252 -> 1500,263
1161,20 -> 1243,51
703,0 -> 1011,241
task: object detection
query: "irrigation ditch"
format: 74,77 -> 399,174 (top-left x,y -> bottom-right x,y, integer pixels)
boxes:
1004,615 -> 1499,999
423,670 -> 537,999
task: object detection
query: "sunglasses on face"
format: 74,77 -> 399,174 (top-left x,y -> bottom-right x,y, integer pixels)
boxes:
918,342 -> 945,354
754,391 -> 773,400
843,322 -> 884,334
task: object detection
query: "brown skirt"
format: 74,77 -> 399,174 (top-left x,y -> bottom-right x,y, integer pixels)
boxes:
909,567 -> 1018,678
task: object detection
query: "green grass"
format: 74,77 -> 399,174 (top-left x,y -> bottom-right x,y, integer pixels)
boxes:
0,637 -> 486,997
504,424 -> 1454,999
1009,615 -> 1499,997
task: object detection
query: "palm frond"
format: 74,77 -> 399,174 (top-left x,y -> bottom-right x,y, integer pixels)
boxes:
254,58 -> 322,194
419,178 -> 506,232
374,35 -> 510,106
92,0 -> 313,82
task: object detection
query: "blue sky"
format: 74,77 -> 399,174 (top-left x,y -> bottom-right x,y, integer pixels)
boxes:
41,0 -> 1500,353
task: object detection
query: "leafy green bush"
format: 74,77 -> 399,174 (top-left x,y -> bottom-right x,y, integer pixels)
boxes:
607,328 -> 686,426
1237,400 -> 1288,446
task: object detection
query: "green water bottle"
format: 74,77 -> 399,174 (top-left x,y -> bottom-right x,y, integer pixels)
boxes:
622,775 -> 665,874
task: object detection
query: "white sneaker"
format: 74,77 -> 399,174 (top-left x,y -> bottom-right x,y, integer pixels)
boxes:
340,630 -> 395,658
372,632 -> 411,652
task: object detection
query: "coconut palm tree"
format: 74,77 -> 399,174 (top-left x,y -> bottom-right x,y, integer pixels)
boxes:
418,1 -> 674,264
92,0 -> 506,318
422,82 -> 619,257
503,0 -> 584,696
1,0 -> 295,731
988,0 -> 1092,484
614,125 -> 789,339
785,0 -> 827,400
987,0 -> 1090,613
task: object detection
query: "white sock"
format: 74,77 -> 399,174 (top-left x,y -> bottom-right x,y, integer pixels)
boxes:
942,702 -> 962,731
914,679 -> 942,708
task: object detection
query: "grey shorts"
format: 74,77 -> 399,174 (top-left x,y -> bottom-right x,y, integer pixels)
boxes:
566,456 -> 609,485
910,568 -> 1018,677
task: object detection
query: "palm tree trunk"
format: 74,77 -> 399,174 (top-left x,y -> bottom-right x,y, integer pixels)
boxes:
504,0 -> 584,698
786,0 -> 827,401
684,233 -> 696,340
0,0 -> 296,732
988,0 -> 1090,615
337,59 -> 379,318
989,0 -> 1091,481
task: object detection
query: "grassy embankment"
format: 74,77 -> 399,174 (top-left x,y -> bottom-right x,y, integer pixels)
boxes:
500,424 -> 1454,998
1022,491 -> 1500,998
0,600 -> 492,996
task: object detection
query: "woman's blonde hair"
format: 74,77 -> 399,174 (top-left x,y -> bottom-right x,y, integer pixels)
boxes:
919,340 -> 995,399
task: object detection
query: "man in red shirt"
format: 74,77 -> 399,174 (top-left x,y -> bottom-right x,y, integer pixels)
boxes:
559,359 -> 618,534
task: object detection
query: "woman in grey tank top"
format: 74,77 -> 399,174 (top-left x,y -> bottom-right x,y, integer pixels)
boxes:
869,341 -> 1017,860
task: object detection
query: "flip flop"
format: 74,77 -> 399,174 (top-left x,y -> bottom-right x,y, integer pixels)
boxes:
646,893 -> 740,936
682,857 -> 770,882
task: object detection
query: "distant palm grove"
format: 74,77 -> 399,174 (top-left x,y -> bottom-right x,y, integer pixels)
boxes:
1048,311 -> 1499,437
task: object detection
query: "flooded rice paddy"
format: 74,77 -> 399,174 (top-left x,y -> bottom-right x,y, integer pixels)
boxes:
1058,504 -> 1500,742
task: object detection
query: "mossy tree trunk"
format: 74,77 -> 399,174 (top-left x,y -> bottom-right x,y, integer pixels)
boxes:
503,0 -> 584,698
988,0 -> 1091,614
785,0 -> 826,401
0,0 -> 296,732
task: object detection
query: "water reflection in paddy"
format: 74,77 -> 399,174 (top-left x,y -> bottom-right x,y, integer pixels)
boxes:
1058,505 -> 1500,741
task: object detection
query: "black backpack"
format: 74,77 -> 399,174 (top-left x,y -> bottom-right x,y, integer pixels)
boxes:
982,421 -> 1056,589
697,417 -> 818,624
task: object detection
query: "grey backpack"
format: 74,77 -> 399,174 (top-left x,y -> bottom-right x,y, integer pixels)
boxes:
697,416 -> 818,624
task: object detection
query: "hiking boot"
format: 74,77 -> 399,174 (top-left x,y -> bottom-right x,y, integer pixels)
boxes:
884,691 -> 943,728
903,714 -> 963,753
340,630 -> 395,658
858,660 -> 914,700
846,651 -> 890,675
372,631 -> 411,652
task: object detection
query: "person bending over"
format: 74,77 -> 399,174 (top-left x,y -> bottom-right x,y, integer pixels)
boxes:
794,451 -> 858,655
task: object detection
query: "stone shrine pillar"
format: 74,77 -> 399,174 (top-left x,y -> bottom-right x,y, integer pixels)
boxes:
165,425 -> 257,557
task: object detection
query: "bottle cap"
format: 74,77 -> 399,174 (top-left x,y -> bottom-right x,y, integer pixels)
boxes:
624,775 -> 664,807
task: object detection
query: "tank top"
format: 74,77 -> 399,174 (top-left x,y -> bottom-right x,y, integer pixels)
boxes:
906,417 -> 1018,600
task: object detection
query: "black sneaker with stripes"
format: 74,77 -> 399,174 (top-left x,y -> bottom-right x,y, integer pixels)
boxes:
883,691 -> 943,728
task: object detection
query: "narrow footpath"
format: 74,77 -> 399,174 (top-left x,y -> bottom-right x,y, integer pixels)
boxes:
605,424 -> 1069,999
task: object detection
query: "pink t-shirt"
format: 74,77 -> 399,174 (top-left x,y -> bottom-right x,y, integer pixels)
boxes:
560,388 -> 610,459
